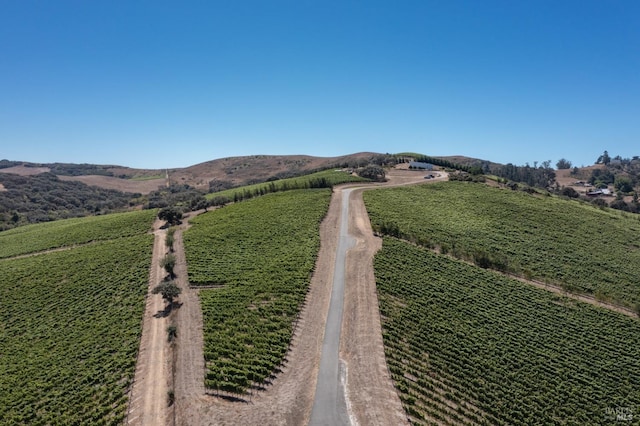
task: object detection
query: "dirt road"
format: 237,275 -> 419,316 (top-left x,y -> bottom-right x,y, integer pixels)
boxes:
127,221 -> 170,426
336,169 -> 447,426
172,198 -> 342,425
171,213 -> 206,426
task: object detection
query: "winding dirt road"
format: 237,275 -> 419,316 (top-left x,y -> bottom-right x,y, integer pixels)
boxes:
174,199 -> 341,425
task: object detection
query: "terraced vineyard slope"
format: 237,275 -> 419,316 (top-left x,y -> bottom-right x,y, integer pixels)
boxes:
183,189 -> 331,396
365,181 -> 640,308
0,211 -> 155,425
374,238 -> 640,425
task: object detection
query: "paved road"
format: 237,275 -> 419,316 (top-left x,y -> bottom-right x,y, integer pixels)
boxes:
308,188 -> 356,426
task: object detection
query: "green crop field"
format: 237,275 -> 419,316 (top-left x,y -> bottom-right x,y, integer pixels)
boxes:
375,238 -> 640,425
184,189 -> 331,395
364,181 -> 640,308
206,169 -> 368,202
0,233 -> 153,425
0,209 -> 156,259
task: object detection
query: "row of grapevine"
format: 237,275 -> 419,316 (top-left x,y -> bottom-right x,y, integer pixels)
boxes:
0,209 -> 157,259
374,238 -> 640,425
184,189 -> 331,396
0,234 -> 154,425
205,169 -> 368,203
364,181 -> 640,307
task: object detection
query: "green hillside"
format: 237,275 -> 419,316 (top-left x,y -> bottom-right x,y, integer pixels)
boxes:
0,211 -> 154,424
364,181 -> 640,308
206,169 -> 367,203
0,209 -> 156,259
375,238 -> 640,425
184,189 -> 331,395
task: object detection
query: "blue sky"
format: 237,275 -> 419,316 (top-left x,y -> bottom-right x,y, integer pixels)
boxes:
1,1 -> 638,169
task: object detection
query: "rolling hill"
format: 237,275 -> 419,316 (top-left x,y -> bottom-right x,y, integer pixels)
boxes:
0,153 -> 388,229
0,152 -> 389,193
1,151 -> 639,425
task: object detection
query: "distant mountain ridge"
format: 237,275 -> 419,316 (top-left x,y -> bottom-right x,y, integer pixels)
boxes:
0,152 -> 493,192
0,152 -> 400,229
2,151 -> 639,230
1,153 -> 388,192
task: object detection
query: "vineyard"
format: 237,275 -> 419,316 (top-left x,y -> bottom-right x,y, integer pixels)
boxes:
364,181 -> 640,308
183,189 -> 331,395
375,238 -> 640,425
0,233 -> 154,425
0,209 -> 156,259
206,169 -> 367,203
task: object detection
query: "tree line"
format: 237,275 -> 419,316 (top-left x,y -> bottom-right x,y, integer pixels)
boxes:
490,161 -> 556,189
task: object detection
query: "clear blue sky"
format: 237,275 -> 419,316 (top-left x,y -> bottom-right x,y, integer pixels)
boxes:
1,1 -> 638,169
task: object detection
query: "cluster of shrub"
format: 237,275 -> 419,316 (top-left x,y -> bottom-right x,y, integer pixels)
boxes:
448,171 -> 486,183
146,183 -> 208,210
604,197 -> 640,213
0,173 -> 140,230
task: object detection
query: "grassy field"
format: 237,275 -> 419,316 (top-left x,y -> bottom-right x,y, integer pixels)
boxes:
0,209 -> 156,259
364,181 -> 640,308
375,238 -> 640,425
0,232 -> 153,425
184,189 -> 331,395
206,169 -> 368,202
128,174 -> 164,181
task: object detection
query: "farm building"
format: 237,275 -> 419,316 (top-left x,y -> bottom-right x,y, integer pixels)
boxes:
409,161 -> 434,170
586,188 -> 612,196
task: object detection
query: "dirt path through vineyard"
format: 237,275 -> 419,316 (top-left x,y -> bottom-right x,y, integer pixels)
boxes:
174,199 -> 341,425
171,211 -> 206,426
337,168 -> 447,425
127,220 -> 170,426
